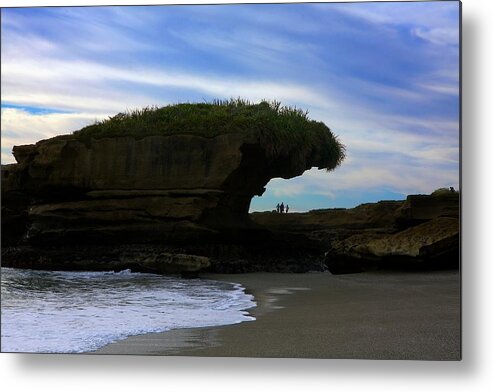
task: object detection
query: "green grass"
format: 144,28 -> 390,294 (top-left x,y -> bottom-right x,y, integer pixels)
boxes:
71,99 -> 345,171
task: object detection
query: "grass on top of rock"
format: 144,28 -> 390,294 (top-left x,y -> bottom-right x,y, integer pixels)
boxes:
72,99 -> 345,171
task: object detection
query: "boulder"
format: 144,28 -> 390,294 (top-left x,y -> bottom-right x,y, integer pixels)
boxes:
326,217 -> 459,271
135,253 -> 211,278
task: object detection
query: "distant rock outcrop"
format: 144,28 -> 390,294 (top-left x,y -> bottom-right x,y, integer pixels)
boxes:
251,200 -> 403,240
394,192 -> 460,228
253,191 -> 460,273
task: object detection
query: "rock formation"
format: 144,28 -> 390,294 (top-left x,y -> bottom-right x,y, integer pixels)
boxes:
326,217 -> 459,273
3,133 -> 338,243
1,101 -> 345,275
394,191 -> 460,228
252,191 -> 460,274
1,101 -> 459,275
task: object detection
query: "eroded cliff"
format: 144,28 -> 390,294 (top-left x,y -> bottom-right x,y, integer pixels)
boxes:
2,101 -> 345,274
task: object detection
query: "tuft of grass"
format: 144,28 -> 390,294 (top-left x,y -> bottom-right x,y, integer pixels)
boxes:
72,98 -> 345,171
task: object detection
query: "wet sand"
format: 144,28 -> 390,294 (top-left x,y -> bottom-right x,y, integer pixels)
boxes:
94,270 -> 461,360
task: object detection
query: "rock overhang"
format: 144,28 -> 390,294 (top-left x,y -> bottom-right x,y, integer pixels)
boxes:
2,101 -> 345,246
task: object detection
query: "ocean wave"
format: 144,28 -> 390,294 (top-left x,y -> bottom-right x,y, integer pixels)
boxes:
1,267 -> 256,353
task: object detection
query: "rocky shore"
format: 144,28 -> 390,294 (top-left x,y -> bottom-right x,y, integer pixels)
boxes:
1,102 -> 459,275
252,190 -> 460,274
2,181 -> 459,275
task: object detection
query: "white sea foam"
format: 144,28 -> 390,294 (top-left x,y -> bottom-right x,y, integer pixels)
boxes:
0,267 -> 256,353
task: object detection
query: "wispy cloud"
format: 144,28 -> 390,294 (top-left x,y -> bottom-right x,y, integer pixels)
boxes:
1,3 -> 460,209
419,82 -> 459,96
2,56 -> 334,112
327,1 -> 459,34
413,27 -> 459,46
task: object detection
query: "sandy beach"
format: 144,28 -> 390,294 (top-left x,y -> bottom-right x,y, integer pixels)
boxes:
94,270 -> 460,360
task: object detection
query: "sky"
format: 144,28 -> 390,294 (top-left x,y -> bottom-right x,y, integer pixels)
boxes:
0,1 -> 460,212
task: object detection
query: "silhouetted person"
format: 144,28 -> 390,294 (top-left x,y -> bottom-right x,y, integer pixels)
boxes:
280,202 -> 285,213
276,203 -> 280,213
286,204 -> 289,213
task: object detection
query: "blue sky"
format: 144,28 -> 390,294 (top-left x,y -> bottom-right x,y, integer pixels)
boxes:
1,1 -> 460,211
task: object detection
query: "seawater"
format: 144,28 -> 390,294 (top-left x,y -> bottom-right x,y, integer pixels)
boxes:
0,267 -> 256,353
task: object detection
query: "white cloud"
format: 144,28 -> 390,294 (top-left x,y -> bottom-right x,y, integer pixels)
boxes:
311,103 -> 459,155
419,83 -> 459,96
413,27 -> 459,46
1,151 -> 15,165
170,24 -> 325,75
2,88 -> 147,114
2,56 -> 332,113
266,157 -> 458,202
1,7 -> 157,58
327,1 -> 459,36
269,182 -> 303,198
0,108 -> 108,164
411,146 -> 459,164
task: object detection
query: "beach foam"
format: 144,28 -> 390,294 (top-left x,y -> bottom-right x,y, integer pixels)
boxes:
1,267 -> 256,353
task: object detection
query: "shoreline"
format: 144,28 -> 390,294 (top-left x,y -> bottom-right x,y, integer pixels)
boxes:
94,270 -> 461,360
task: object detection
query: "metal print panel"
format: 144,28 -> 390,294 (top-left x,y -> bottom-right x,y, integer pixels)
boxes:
0,0 -> 461,359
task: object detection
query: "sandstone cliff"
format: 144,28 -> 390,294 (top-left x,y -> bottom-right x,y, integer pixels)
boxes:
3,132 -> 338,245
1,101 -> 345,275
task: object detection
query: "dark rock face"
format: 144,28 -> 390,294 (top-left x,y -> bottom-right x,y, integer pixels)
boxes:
251,200 -> 403,237
327,197 -> 460,272
1,133 -> 331,274
1,164 -> 31,247
326,217 -> 459,272
2,134 -> 329,244
395,192 -> 460,228
1,245 -> 209,278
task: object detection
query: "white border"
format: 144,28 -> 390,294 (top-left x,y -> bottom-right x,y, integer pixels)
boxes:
2,0 -> 492,391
